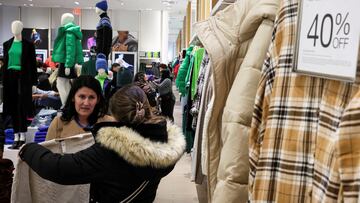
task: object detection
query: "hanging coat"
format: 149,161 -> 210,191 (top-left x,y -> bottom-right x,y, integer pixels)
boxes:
193,0 -> 279,201
176,46 -> 194,96
52,22 -> 84,69
2,38 -> 37,117
249,0 -> 360,202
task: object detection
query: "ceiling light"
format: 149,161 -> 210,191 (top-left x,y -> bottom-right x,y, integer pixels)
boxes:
28,0 -> 32,1
29,3 -> 33,6
74,1 -> 79,5
120,1 -> 124,6
23,3 -> 27,6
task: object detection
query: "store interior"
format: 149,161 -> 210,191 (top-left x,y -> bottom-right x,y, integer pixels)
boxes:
1,0 -> 360,202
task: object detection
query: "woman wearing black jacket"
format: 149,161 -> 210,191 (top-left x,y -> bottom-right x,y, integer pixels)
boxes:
19,85 -> 185,203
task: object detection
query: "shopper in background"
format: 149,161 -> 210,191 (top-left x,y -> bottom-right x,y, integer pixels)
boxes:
116,65 -> 133,89
45,75 -> 113,140
151,66 -> 176,122
19,85 -> 185,203
107,62 -> 120,98
133,71 -> 157,107
111,31 -> 138,52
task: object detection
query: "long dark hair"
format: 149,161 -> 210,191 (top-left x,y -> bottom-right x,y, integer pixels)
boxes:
133,71 -> 146,84
61,75 -> 107,125
160,69 -> 172,82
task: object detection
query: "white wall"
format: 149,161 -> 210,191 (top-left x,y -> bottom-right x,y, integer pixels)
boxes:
51,8 -> 80,29
0,6 -> 170,61
140,10 -> 161,52
161,11 -> 169,63
81,9 -> 99,30
0,6 -> 20,44
111,10 -> 139,32
21,7 -> 49,28
168,41 -> 176,62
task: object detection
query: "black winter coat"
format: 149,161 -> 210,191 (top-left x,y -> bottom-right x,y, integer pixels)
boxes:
19,120 -> 185,203
2,38 -> 37,116
96,12 -> 112,60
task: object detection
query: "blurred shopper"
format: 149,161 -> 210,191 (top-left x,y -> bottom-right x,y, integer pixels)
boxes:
151,68 -> 176,122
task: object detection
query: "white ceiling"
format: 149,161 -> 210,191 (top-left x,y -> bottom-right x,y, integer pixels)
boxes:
0,0 -> 187,42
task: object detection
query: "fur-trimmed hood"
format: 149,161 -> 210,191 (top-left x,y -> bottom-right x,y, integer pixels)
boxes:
94,121 -> 186,168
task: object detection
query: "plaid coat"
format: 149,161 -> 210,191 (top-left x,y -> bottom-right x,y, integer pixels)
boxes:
249,0 -> 360,202
337,87 -> 360,202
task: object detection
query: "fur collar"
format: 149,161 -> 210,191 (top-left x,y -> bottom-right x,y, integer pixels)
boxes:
95,121 -> 185,168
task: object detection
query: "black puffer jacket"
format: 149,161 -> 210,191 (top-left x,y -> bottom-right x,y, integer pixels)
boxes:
20,120 -> 185,203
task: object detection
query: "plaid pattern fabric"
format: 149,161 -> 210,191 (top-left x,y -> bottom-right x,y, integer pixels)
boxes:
191,53 -> 210,129
249,0 -> 360,202
337,86 -> 360,202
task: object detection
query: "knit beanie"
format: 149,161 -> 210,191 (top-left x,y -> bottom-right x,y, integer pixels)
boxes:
96,53 -> 108,72
95,0 -> 108,12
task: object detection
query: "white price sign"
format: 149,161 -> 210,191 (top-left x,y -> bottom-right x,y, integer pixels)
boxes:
294,0 -> 360,81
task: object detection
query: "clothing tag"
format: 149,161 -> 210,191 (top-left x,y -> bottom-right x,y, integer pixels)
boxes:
60,141 -> 66,153
293,0 -> 360,81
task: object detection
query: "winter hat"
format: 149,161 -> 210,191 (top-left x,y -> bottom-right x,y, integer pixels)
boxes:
95,0 -> 108,12
96,53 -> 108,72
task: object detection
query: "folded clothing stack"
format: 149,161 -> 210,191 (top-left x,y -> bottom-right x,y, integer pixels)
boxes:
4,129 -> 14,145
34,126 -> 49,143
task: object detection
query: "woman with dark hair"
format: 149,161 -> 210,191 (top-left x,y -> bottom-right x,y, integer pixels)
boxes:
45,75 -> 114,140
150,68 -> 176,121
133,71 -> 157,107
18,85 -> 185,203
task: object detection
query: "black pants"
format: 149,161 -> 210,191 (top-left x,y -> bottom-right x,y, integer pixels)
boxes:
160,93 -> 175,122
7,70 -> 27,133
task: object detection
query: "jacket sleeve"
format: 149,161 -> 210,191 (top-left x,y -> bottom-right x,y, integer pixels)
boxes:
19,142 -> 104,185
65,32 -> 75,68
29,42 -> 38,85
151,79 -> 171,95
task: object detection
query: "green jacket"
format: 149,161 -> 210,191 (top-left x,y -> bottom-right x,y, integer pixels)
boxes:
53,22 -> 84,68
176,46 -> 194,95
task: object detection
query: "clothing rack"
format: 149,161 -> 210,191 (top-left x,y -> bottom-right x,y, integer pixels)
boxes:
189,0 -> 237,46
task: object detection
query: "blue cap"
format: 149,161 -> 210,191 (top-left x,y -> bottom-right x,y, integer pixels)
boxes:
95,0 -> 108,12
96,53 -> 108,72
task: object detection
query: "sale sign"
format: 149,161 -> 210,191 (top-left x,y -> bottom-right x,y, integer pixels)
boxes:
293,0 -> 360,81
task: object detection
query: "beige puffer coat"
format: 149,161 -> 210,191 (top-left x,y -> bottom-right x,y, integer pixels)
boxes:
193,0 -> 279,201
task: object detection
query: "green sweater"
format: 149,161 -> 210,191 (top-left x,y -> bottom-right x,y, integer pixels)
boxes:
8,41 -> 22,71
81,56 -> 97,77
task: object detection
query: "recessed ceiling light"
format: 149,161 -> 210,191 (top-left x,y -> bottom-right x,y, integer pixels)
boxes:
28,0 -> 32,1
74,1 -> 79,5
120,2 -> 124,6
23,3 -> 27,6
29,3 -> 33,6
